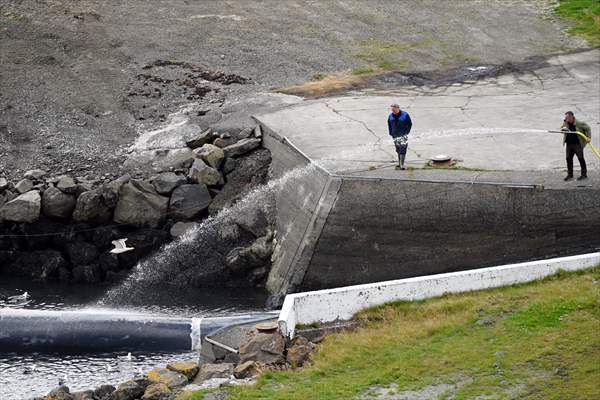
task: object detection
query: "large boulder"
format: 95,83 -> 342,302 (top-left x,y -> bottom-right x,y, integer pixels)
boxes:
65,242 -> 99,265
0,177 -> 8,191
98,175 -> 130,209
92,226 -> 125,250
141,383 -> 170,400
42,186 -> 76,219
114,180 -> 169,228
188,159 -> 223,186
7,250 -> 68,280
56,176 -> 78,194
169,221 -> 200,238
225,246 -> 262,274
222,138 -> 261,158
193,144 -> 225,169
168,184 -> 211,220
113,229 -> 169,269
98,253 -> 120,273
135,122 -> 203,150
186,128 -> 216,149
71,390 -> 95,400
44,385 -> 73,400
193,363 -> 234,383
72,190 -> 112,224
232,205 -> 273,238
225,234 -> 274,274
239,332 -> 285,365
166,361 -> 199,380
71,264 -> 102,283
93,384 -> 116,400
15,178 -> 34,194
233,361 -> 260,379
123,148 -> 193,173
286,336 -> 316,368
110,380 -> 146,400
146,368 -> 188,388
152,172 -> 186,195
208,149 -> 271,214
0,190 -> 41,223
24,169 -> 47,180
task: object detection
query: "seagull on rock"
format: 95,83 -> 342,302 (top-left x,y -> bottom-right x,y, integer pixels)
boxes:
110,238 -> 134,254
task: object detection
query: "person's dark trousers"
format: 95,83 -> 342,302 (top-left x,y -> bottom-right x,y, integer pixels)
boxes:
566,143 -> 587,177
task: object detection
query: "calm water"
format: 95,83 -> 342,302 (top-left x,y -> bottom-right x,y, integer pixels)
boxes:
0,278 -> 268,399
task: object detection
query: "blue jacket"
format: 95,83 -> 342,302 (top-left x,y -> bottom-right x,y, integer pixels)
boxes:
388,111 -> 412,138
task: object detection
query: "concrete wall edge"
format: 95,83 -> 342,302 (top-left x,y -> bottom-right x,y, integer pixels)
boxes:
278,252 -> 600,338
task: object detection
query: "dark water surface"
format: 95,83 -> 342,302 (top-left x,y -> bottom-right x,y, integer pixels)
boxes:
0,278 -> 268,399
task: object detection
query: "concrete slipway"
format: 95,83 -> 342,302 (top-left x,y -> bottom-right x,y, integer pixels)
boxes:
255,50 -> 600,297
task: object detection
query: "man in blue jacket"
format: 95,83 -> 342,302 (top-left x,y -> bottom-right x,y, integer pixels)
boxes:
388,103 -> 412,170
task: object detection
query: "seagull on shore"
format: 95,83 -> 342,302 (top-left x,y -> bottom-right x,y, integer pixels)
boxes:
110,238 -> 134,254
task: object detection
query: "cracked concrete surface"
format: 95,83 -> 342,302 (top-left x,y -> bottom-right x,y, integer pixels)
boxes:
257,50 -> 599,187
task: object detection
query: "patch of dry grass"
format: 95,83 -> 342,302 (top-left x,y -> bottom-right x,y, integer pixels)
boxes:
277,73 -> 369,98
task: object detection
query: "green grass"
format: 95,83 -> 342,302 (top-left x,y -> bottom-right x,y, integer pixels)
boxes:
352,38 -> 432,73
556,0 -> 600,47
189,266 -> 600,399
351,66 -> 376,76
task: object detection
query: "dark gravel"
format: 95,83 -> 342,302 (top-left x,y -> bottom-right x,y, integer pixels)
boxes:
0,0 -> 585,181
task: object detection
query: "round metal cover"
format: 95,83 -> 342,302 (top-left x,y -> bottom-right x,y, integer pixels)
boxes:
256,321 -> 278,332
431,154 -> 451,162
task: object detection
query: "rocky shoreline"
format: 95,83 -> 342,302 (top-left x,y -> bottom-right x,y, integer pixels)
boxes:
35,326 -> 317,400
0,122 -> 274,288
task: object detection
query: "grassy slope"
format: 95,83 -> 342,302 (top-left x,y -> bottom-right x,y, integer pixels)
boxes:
556,0 -> 600,47
187,267 -> 600,399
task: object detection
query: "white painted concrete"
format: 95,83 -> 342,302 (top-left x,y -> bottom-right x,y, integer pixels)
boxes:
278,252 -> 600,338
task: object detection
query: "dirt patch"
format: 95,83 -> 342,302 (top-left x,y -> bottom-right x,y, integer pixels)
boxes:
0,0 -> 587,180
360,382 -> 462,400
278,74 -> 368,98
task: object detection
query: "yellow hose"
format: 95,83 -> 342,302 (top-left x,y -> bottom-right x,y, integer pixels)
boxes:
548,130 -> 600,160
575,131 -> 600,160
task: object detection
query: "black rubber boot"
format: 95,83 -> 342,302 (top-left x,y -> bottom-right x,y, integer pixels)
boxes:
399,154 -> 406,170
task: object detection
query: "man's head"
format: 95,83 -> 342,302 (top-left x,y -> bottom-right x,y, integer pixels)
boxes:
564,111 -> 575,124
390,103 -> 401,115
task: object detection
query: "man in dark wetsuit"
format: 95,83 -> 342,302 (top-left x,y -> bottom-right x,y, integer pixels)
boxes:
561,111 -> 591,181
387,103 -> 412,170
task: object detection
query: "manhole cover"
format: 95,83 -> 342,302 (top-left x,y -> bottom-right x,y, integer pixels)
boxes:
256,321 -> 278,333
431,154 -> 452,163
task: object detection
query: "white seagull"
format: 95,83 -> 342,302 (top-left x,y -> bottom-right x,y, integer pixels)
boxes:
7,291 -> 30,303
110,238 -> 134,254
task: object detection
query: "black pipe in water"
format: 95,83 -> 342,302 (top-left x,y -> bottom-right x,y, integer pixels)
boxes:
0,308 -> 278,353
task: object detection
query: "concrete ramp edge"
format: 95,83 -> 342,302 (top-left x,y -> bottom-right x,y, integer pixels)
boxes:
278,252 -> 600,338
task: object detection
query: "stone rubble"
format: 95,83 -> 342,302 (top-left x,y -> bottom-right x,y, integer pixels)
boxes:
35,328 -> 318,400
0,123 -> 273,286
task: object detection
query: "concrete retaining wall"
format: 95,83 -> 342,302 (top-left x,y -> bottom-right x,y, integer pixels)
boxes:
301,178 -> 600,290
260,123 -> 339,295
278,252 -> 600,338
256,114 -> 600,297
